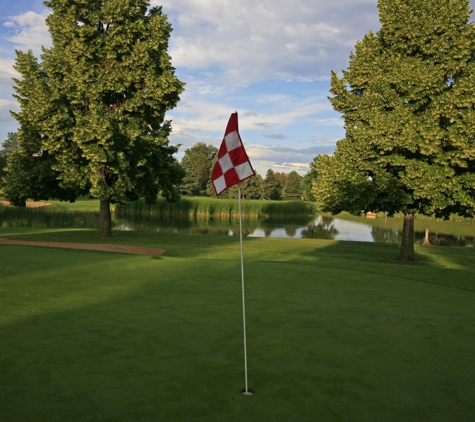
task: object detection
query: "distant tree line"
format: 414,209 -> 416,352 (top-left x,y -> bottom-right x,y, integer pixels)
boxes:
178,142 -> 313,201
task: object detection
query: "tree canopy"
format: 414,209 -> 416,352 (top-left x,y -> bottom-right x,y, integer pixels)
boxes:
312,0 -> 475,260
283,171 -> 303,200
263,169 -> 281,200
4,0 -> 184,237
180,142 -> 217,195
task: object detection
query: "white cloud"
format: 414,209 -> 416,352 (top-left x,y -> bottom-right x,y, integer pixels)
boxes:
0,99 -> 13,109
263,134 -> 288,140
0,60 -> 19,127
308,136 -> 340,145
0,0 -> 381,168
154,0 -> 380,84
253,160 -> 310,174
315,118 -> 344,126
3,11 -> 51,56
0,59 -> 19,82
244,143 -> 335,174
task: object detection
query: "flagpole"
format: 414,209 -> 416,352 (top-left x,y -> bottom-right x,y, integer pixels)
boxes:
239,183 -> 253,396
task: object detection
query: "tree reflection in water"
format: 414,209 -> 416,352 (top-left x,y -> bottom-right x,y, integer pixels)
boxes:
301,216 -> 339,239
414,229 -> 474,247
371,226 -> 402,244
1,207 -> 473,245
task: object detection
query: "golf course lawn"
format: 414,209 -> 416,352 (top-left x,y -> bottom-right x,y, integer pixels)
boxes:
1,229 -> 474,421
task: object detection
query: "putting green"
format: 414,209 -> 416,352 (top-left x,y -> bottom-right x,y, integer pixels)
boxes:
0,236 -> 474,421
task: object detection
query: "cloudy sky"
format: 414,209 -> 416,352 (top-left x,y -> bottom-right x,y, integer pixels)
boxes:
1,1 -> 474,175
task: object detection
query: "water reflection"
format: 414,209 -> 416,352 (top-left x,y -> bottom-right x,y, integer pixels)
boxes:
301,216 -> 339,239
1,206 -> 474,246
414,229 -> 474,247
371,226 -> 402,244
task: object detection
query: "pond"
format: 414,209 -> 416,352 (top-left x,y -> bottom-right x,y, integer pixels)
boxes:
114,213 -> 475,247
1,206 -> 474,246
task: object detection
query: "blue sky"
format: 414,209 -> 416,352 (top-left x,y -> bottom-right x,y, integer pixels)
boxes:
1,1 -> 474,175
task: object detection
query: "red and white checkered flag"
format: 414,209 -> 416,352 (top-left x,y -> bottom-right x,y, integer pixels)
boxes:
211,112 -> 255,196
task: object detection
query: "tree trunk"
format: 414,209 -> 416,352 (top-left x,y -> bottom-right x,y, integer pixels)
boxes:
423,228 -> 430,245
100,199 -> 112,238
399,213 -> 415,261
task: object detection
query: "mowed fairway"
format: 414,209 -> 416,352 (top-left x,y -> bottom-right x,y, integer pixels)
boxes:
1,231 -> 474,421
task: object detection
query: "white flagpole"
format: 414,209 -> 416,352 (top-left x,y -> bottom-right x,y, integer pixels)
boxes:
238,183 -> 253,395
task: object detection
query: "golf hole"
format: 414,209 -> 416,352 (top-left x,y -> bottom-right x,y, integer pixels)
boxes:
241,389 -> 254,395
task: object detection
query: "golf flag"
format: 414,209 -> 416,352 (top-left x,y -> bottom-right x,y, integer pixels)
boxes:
211,112 -> 255,196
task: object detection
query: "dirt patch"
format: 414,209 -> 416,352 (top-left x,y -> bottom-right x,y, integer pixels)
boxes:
0,238 -> 165,256
0,200 -> 53,208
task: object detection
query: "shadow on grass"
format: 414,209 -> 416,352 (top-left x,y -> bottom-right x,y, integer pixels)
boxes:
1,246 -> 475,422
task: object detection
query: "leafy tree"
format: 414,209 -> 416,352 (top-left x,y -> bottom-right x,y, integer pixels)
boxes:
0,159 -> 5,189
283,171 -> 302,200
0,132 -> 19,187
180,142 -> 217,192
1,132 -> 19,155
275,172 -> 287,184
263,169 -> 281,200
275,172 -> 287,198
312,0 -> 475,261
179,154 -> 200,195
206,165 -> 262,200
206,178 -> 217,198
4,0 -> 184,237
243,173 -> 264,199
226,173 -> 263,200
302,164 -> 316,202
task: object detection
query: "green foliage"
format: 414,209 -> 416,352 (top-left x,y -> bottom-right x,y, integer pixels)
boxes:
1,132 -> 19,155
302,166 -> 316,202
226,174 -> 264,200
180,142 -> 217,193
282,170 -> 303,200
179,154 -> 201,195
263,169 -> 281,200
0,133 -> 18,188
207,173 -> 264,200
313,0 -> 475,221
4,0 -> 184,210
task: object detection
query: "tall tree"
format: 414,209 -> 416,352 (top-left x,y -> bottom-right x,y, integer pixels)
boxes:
275,172 -> 287,184
179,154 -> 200,195
302,164 -> 317,202
263,169 -> 281,200
1,132 -> 19,155
312,0 -> 475,261
4,0 -> 184,237
180,142 -> 217,194
226,173 -> 263,200
283,171 -> 302,200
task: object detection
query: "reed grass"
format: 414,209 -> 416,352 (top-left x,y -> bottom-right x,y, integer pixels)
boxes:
0,206 -> 100,229
115,197 -> 316,219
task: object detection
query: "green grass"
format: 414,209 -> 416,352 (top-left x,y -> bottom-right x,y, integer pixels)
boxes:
1,230 -> 474,421
48,197 -> 103,212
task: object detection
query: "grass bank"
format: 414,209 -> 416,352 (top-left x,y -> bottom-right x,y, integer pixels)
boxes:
0,229 -> 474,421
